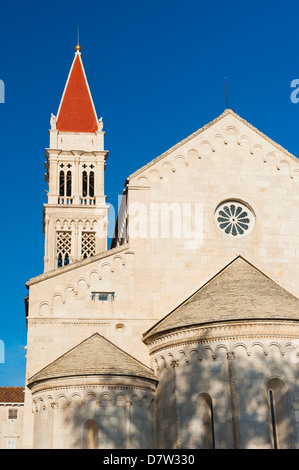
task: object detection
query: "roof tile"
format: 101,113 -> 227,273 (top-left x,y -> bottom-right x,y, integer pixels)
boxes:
0,387 -> 25,403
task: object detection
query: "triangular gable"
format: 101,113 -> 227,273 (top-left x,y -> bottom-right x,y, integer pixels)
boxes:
127,108 -> 299,183
143,256 -> 299,341
28,333 -> 156,386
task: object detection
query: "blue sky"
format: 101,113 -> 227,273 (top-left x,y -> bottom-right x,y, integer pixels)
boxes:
1,0 -> 299,385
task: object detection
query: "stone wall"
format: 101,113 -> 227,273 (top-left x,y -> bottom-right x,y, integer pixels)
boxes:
0,404 -> 24,449
148,321 -> 299,449
23,109 -> 299,448
29,376 -> 156,449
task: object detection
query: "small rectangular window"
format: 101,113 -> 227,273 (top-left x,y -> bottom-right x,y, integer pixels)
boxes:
8,408 -> 18,420
91,292 -> 115,302
6,438 -> 17,449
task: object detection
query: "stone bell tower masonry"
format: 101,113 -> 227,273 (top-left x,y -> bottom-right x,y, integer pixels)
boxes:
43,45 -> 109,272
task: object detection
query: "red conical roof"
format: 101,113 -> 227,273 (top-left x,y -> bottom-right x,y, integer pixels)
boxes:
56,52 -> 98,133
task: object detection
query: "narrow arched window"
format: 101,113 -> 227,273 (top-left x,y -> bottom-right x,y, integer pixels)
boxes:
89,171 -> 94,197
82,171 -> 88,197
199,393 -> 215,449
66,171 -> 72,197
64,252 -> 70,266
58,253 -> 63,268
269,389 -> 278,449
84,420 -> 98,449
59,171 -> 65,196
266,378 -> 292,449
57,232 -> 71,268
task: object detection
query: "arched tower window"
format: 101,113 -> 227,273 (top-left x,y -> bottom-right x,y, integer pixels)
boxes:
198,393 -> 215,449
66,171 -> 72,197
59,171 -> 65,196
84,420 -> 98,449
57,232 -> 71,268
81,167 -> 96,205
57,252 -> 63,268
266,378 -> 292,449
81,232 -> 96,259
82,171 -> 88,197
89,171 -> 94,197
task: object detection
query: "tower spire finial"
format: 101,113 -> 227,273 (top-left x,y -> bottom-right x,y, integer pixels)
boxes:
75,27 -> 81,52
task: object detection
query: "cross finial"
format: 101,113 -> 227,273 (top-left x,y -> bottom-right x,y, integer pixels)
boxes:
225,77 -> 228,109
225,76 -> 229,109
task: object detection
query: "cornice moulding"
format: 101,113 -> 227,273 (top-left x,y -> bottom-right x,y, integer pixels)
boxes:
146,319 -> 299,355
26,245 -> 133,287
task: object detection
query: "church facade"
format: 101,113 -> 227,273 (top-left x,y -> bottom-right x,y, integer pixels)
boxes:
4,45 -> 299,449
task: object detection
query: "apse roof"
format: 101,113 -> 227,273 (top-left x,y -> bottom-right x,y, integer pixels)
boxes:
28,333 -> 156,386
143,256 -> 299,341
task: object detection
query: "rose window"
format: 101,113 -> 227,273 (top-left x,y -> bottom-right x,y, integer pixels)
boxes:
215,201 -> 254,237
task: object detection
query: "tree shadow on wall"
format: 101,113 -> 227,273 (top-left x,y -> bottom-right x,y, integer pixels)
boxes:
157,332 -> 299,450
50,329 -> 299,450
57,388 -> 156,450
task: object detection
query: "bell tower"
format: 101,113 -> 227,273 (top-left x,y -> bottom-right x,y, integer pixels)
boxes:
43,45 -> 109,272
